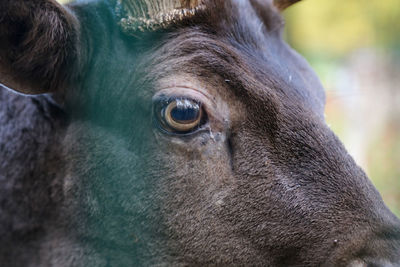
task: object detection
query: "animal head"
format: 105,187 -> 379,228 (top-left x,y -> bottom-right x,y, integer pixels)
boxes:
0,0 -> 399,265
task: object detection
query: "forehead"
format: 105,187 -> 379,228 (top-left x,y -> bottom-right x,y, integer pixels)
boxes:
141,0 -> 325,115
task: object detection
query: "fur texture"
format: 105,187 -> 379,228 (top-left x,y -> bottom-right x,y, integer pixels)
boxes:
0,0 -> 399,266
0,0 -> 79,94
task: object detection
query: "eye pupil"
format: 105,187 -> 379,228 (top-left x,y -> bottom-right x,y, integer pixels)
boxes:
154,97 -> 205,134
170,103 -> 200,124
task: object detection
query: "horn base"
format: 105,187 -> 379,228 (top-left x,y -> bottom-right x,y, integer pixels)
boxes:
116,0 -> 205,33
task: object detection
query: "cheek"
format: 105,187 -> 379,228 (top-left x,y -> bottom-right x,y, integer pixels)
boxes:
153,132 -> 234,187
151,133 -> 239,252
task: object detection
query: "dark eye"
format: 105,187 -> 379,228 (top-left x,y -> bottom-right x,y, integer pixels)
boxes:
154,97 -> 206,134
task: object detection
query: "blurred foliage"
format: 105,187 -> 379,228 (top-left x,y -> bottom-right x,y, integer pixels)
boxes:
285,0 -> 400,216
284,0 -> 400,58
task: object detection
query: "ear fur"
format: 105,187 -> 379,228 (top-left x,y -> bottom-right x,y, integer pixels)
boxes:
273,0 -> 301,10
0,0 -> 79,94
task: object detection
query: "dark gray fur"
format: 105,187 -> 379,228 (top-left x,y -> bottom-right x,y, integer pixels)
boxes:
0,0 -> 399,266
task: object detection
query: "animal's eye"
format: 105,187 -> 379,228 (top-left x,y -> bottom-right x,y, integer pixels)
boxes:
154,97 -> 206,134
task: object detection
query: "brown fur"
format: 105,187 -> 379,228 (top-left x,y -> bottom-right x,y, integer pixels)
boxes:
0,0 -> 79,94
0,0 -> 399,266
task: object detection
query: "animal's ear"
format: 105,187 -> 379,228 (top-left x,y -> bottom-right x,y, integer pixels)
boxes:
0,0 -> 79,95
273,0 -> 301,10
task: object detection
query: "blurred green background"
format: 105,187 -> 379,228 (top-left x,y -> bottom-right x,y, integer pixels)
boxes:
58,0 -> 399,216
284,0 -> 400,216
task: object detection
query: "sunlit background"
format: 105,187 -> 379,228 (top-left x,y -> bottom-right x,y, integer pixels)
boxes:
285,0 -> 400,216
58,0 -> 399,216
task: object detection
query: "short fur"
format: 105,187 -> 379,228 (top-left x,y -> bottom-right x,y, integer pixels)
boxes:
0,0 -> 399,266
0,0 -> 79,94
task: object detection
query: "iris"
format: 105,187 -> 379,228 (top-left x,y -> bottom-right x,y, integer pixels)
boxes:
170,99 -> 200,124
154,97 -> 206,134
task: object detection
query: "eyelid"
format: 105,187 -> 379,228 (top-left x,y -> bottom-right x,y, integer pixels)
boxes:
153,87 -> 219,122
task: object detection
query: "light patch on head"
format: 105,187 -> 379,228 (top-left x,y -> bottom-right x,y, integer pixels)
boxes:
116,0 -> 206,32
348,260 -> 366,267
